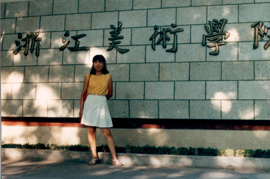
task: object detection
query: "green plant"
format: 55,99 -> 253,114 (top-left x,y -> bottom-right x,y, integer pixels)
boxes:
187,147 -> 197,155
97,144 -> 109,152
253,149 -> 265,158
219,148 -> 234,157
157,146 -> 171,154
142,145 -> 157,154
35,143 -> 46,149
176,147 -> 189,155
235,150 -> 245,157
265,150 -> 270,158
2,144 -> 22,148
244,149 -> 255,157
2,143 -> 270,159
198,147 -> 218,156
115,146 -> 126,153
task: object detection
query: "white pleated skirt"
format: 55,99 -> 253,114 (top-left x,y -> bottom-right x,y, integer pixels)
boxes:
81,94 -> 113,128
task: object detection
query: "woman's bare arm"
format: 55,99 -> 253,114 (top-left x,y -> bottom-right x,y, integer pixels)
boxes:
79,75 -> 90,118
106,76 -> 113,99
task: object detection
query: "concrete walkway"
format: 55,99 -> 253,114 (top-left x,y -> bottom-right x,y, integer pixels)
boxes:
3,149 -> 270,170
3,159 -> 270,179
2,149 -> 270,178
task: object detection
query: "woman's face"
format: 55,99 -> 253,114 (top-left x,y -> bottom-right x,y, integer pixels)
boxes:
93,60 -> 104,72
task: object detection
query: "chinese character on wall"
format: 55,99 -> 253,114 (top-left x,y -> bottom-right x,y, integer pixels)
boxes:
202,18 -> 230,55
13,32 -> 42,57
149,24 -> 184,53
107,21 -> 129,54
59,31 -> 89,51
251,21 -> 270,50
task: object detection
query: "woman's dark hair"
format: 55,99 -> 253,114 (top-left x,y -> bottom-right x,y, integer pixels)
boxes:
90,55 -> 109,74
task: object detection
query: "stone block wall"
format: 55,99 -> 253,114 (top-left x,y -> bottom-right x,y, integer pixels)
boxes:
2,0 -> 270,120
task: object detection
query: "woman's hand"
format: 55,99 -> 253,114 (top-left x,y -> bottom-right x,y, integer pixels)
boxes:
79,110 -> 83,119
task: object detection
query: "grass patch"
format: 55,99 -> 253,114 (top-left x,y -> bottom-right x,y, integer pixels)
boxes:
2,143 -> 270,158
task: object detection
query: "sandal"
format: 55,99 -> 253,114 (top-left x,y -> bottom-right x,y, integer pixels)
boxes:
112,160 -> 124,167
88,158 -> 99,165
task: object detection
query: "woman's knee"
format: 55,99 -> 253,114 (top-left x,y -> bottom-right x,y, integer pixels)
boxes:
88,127 -> 96,135
102,129 -> 112,137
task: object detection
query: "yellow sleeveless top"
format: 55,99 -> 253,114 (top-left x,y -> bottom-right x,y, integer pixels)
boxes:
85,74 -> 111,95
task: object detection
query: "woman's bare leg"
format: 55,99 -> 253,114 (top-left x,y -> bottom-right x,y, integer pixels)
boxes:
101,128 -> 117,161
88,127 -> 98,159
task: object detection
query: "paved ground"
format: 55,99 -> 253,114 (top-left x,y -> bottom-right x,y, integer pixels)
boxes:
2,159 -> 270,179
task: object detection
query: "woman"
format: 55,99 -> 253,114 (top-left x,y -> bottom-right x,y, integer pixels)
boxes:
79,55 -> 123,166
